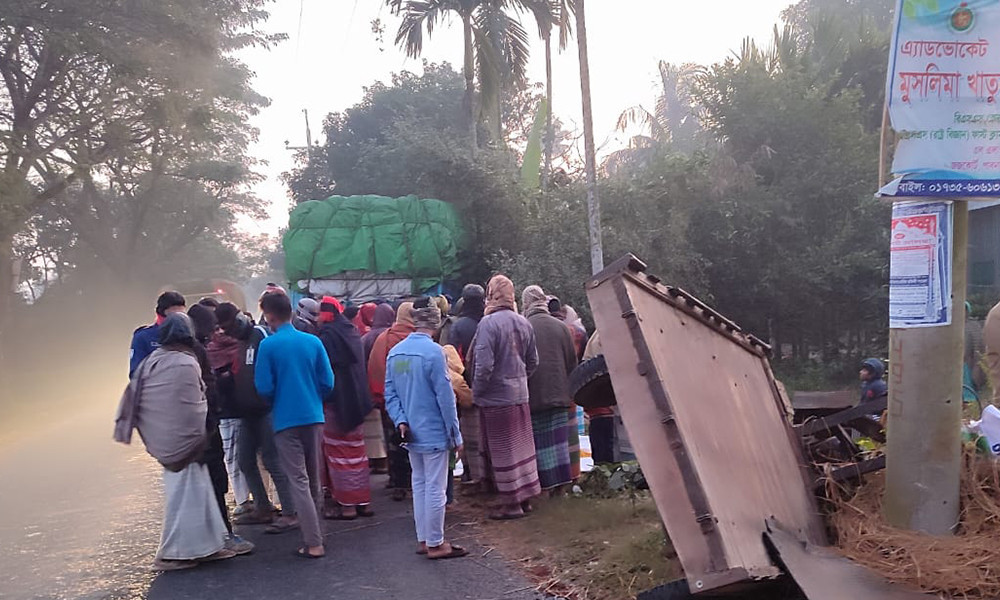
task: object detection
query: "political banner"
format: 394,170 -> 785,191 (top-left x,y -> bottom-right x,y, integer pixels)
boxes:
880,0 -> 1000,197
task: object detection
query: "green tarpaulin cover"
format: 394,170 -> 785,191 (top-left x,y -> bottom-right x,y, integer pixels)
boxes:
283,195 -> 464,292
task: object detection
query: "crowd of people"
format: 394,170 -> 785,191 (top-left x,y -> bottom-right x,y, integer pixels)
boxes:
114,274 -> 624,571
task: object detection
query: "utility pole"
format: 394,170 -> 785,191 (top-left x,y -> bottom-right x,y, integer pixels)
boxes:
575,0 -> 603,275
285,109 -> 313,152
884,202 -> 967,535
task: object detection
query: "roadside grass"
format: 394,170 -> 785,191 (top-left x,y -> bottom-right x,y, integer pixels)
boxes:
457,493 -> 679,599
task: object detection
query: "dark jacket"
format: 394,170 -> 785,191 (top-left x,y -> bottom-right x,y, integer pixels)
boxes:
860,358 -> 888,404
319,314 -> 374,432
471,308 -> 539,408
217,320 -> 270,417
526,312 -> 578,412
129,323 -> 160,377
362,304 -> 396,365
292,315 -> 318,335
449,297 -> 485,384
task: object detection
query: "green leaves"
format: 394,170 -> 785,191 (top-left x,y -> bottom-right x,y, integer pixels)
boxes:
520,97 -> 548,189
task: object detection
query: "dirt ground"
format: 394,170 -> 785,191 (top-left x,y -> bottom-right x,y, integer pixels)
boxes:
452,491 -> 680,600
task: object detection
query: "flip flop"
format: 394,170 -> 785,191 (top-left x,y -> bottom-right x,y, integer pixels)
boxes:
235,512 -> 275,525
264,520 -> 300,534
427,544 -> 469,560
293,547 -> 325,560
323,509 -> 357,521
357,507 -> 376,518
488,511 -> 526,521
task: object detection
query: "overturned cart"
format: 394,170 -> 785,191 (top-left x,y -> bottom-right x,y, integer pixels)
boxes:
586,256 -> 927,599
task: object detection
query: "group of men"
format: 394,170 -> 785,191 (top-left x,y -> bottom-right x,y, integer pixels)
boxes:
123,274 -> 609,570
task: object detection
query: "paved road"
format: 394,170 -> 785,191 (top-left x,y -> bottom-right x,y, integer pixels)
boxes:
0,398 -> 540,600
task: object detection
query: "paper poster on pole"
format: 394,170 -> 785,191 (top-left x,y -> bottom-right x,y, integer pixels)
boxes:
890,201 -> 953,327
879,0 -> 1000,197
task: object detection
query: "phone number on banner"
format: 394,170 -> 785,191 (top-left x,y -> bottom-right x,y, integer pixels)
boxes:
894,180 -> 1000,197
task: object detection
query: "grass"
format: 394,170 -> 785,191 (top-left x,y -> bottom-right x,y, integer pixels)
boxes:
456,493 -> 680,599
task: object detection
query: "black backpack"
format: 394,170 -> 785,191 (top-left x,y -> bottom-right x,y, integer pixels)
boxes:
230,325 -> 271,417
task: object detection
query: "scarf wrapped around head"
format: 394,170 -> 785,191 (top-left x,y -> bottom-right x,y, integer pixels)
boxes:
159,313 -> 196,348
395,302 -> 415,326
521,285 -> 549,318
319,296 -> 343,323
485,274 -> 517,315
412,303 -> 442,331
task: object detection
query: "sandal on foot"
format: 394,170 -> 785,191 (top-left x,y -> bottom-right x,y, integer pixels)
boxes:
489,511 -> 526,521
357,506 -> 375,518
235,511 -> 275,525
152,558 -> 198,572
323,508 -> 357,521
197,548 -> 237,563
264,520 -> 299,534
293,547 -> 325,559
427,544 -> 469,560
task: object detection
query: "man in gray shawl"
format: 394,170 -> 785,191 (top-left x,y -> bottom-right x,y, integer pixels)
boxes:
130,313 -> 237,571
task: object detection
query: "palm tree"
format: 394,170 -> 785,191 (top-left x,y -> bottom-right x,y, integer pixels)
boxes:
575,0 -> 602,274
607,61 -> 705,172
532,0 -> 573,190
387,0 -> 549,148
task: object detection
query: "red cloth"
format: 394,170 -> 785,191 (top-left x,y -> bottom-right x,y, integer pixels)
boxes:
353,303 -> 377,335
321,404 -> 371,506
319,296 -> 343,323
206,332 -> 241,371
366,323 -> 415,408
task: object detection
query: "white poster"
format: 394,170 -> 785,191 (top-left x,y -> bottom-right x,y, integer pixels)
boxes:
889,201 -> 953,327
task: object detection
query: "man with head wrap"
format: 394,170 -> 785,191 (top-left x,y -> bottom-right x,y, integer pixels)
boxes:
471,275 -> 541,519
385,299 -> 467,559
368,302 -> 416,499
129,313 -> 236,570
521,285 -> 577,494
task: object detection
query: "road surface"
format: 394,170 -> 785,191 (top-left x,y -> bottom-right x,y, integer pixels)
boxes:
0,397 -> 540,600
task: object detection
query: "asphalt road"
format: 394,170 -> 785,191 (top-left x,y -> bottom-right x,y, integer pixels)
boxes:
0,398 -> 540,600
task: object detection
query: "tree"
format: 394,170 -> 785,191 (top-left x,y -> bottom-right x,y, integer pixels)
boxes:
0,0 -> 279,336
574,0 -> 602,274
386,0 -> 551,147
285,62 -> 529,284
534,0 -> 574,190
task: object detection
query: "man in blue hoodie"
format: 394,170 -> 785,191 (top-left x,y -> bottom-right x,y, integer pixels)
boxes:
859,358 -> 888,417
254,292 -> 334,559
384,299 -> 467,560
129,291 -> 186,377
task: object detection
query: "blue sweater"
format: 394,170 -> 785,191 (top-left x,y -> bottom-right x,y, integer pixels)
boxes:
254,323 -> 334,433
384,333 -> 462,454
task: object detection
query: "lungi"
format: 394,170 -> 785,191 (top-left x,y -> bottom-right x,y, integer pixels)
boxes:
157,462 -> 228,561
479,404 -> 541,505
322,406 -> 371,507
530,407 -> 572,490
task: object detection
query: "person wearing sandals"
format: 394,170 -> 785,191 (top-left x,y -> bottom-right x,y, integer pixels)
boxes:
384,299 -> 468,560
122,313 -> 237,571
254,293 -> 335,559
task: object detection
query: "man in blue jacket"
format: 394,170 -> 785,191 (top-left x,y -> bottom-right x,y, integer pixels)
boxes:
254,292 -> 334,559
385,299 -> 467,560
129,291 -> 186,377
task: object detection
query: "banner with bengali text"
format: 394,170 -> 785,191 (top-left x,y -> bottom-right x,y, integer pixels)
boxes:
880,0 -> 1000,197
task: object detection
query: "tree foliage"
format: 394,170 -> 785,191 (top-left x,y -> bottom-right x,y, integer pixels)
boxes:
1,0 -> 279,312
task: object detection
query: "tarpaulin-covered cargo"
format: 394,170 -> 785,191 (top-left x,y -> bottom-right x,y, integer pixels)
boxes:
283,195 -> 464,301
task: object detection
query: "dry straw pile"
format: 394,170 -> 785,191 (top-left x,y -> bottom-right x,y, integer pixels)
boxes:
828,449 -> 1000,598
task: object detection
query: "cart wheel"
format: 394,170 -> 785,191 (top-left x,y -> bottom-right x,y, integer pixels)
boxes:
569,355 -> 617,410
